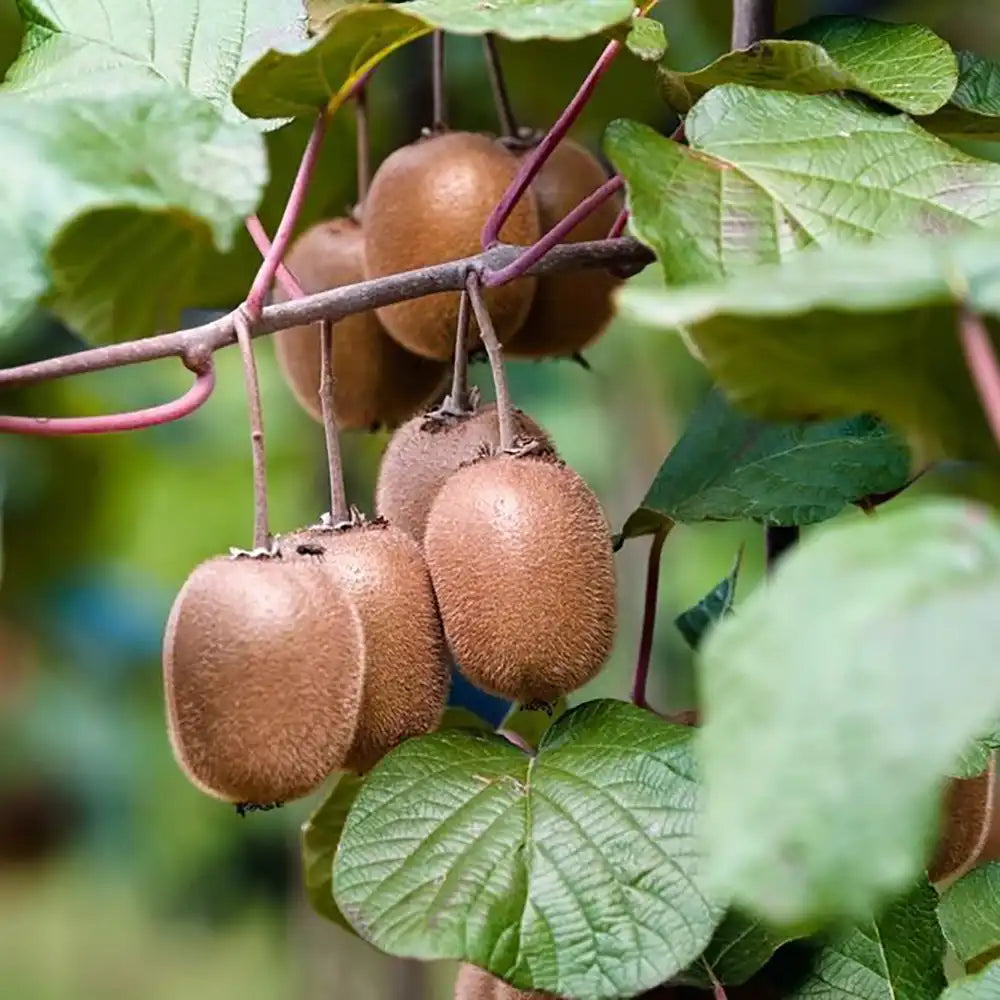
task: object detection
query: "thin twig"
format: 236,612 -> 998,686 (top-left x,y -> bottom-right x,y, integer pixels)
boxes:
245,216 -> 305,299
483,35 -> 518,138
483,175 -> 624,287
608,206 -> 629,239
765,525 -> 799,572
731,0 -> 775,49
632,526 -> 669,710
0,238 -> 651,388
481,39 -> 623,248
0,364 -> 215,436
958,306 -> 1000,449
355,78 -> 371,204
233,309 -> 270,550
465,273 -> 514,450
319,319 -> 350,524
447,289 -> 472,412
244,111 -> 328,317
431,30 -> 446,131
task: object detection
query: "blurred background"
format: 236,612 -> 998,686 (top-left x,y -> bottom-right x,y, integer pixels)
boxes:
1,0 -> 998,997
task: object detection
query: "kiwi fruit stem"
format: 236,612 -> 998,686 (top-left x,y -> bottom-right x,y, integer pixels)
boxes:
444,288 -> 473,415
431,30 -> 447,132
465,273 -> 515,450
608,205 -> 629,239
632,525 -> 671,711
319,319 -> 350,524
483,35 -> 518,139
355,79 -> 370,204
233,308 -> 271,551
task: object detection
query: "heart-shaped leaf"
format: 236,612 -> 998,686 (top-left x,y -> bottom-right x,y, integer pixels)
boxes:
938,863 -> 1000,968
333,699 -> 723,1000
698,498 -> 1000,925
922,52 -> 1000,140
661,16 -> 956,116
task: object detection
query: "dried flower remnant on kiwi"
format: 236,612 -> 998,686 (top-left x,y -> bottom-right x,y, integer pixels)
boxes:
363,132 -> 542,360
425,450 -> 618,703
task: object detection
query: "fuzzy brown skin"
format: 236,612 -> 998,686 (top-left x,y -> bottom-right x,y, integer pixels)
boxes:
507,140 -> 624,359
163,556 -> 365,804
454,964 -> 559,1000
280,521 -> 450,773
425,454 -> 618,703
375,403 -> 553,546
273,218 -> 447,429
363,132 -> 541,360
929,754 -> 996,887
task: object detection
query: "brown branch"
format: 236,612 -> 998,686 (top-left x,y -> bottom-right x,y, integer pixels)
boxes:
0,238 -> 650,389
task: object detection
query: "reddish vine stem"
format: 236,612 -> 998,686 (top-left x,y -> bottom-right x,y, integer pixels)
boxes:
319,319 -> 350,524
483,175 -> 624,287
244,111 -> 328,317
732,0 -> 776,48
355,78 -> 371,204
245,216 -> 305,299
608,206 -> 629,239
632,526 -> 669,710
465,272 -> 514,450
481,38 -> 622,248
958,306 -> 1000,449
233,309 -> 270,550
483,34 -> 518,139
431,30 -> 447,131
0,364 -> 215,436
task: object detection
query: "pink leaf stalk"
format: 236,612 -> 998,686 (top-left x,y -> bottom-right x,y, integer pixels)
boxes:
608,206 -> 629,239
0,364 -> 215,436
245,216 -> 306,300
958,305 -> 1000,449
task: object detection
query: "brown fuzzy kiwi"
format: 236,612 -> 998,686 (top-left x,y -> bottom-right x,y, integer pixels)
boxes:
363,132 -> 541,360
279,518 -> 450,772
928,753 -> 996,887
454,963 -> 557,1000
375,402 -> 554,546
507,139 -> 624,359
273,218 -> 447,429
163,555 -> 366,805
424,453 -> 617,703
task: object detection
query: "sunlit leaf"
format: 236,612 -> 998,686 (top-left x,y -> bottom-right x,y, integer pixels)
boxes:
939,864 -> 1000,968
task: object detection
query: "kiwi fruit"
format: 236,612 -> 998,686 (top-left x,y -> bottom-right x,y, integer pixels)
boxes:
273,218 -> 447,429
163,555 -> 366,805
507,139 -> 624,359
363,131 -> 542,360
454,963 -> 557,1000
928,755 -> 996,887
279,518 -> 449,772
375,401 -> 553,546
424,453 -> 617,703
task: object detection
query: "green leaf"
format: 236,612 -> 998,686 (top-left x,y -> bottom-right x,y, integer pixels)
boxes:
4,0 -> 304,125
301,773 -> 365,932
499,697 -> 567,750
941,962 -> 1000,1000
233,3 -> 430,120
661,16 -> 956,116
786,880 -> 946,1000
698,498 -> 1000,925
605,87 -> 1000,289
922,52 -> 1000,140
625,16 -> 667,62
0,91 -> 266,342
615,227 -> 1000,463
437,706 -> 495,734
674,548 -> 742,652
675,910 -> 794,987
0,0 -> 22,78
938,863 -> 1000,967
400,0 -> 635,41
620,389 -> 909,539
333,699 -> 723,1000
952,723 -> 1000,779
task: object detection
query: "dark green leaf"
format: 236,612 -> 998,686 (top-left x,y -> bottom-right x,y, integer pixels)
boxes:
938,863 -> 1000,966
698,498 -> 1000,925
616,227 -> 1000,463
0,0 -> 21,78
786,880 -> 945,1000
333,700 -> 723,1000
922,52 -> 1000,140
941,962 -> 1000,1000
0,91 -> 265,342
499,697 -> 567,750
674,548 -> 742,652
301,773 -> 365,931
625,16 -> 667,62
620,390 -> 909,539
661,16 -> 956,116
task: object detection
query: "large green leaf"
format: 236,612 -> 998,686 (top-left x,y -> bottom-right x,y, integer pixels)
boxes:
0,91 -> 265,342
786,881 -> 946,1000
4,0 -> 303,125
333,700 -> 723,1000
301,773 -> 365,932
938,863 -> 1000,967
661,16 -> 956,116
605,87 -> 1000,288
619,389 -> 909,540
615,228 -> 1000,463
697,498 -> 1000,925
676,910 -> 795,987
922,52 -> 1000,141
941,963 -> 1000,1000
